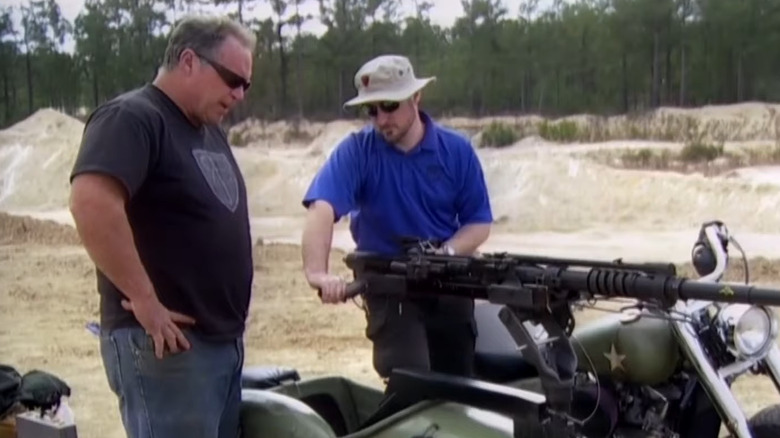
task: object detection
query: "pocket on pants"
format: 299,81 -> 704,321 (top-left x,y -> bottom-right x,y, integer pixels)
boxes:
125,327 -> 196,376
126,328 -> 154,353
99,333 -> 123,397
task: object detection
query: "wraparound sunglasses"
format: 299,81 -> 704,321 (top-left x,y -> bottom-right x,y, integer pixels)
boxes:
196,52 -> 251,92
363,101 -> 401,117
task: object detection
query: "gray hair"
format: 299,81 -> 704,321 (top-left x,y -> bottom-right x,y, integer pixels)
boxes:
161,14 -> 257,71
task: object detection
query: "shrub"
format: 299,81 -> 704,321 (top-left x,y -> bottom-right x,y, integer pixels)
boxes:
229,130 -> 247,147
538,120 -> 579,142
481,122 -> 518,148
679,141 -> 724,163
283,125 -> 314,144
619,148 -> 672,169
621,148 -> 654,167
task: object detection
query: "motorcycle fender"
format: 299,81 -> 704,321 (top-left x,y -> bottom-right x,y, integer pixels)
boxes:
359,402 -> 515,438
571,312 -> 681,385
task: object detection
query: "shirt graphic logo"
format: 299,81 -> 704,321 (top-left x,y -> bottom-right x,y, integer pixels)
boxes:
192,149 -> 239,212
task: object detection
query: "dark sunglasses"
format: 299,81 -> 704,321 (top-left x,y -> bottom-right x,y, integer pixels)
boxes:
363,101 -> 400,117
196,52 -> 251,92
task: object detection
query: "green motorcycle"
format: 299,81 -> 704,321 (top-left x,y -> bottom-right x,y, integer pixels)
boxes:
239,221 -> 780,438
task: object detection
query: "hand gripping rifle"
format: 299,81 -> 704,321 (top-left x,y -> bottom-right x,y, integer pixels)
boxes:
340,235 -> 780,437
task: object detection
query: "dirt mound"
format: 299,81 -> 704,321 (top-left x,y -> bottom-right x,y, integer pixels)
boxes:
478,146 -> 780,233
0,212 -> 80,245
0,108 -> 85,212
227,118 -> 363,150
235,121 -> 361,218
232,102 -> 780,152
546,102 -> 780,143
228,118 -> 323,148
6,104 -> 780,237
443,101 -> 780,145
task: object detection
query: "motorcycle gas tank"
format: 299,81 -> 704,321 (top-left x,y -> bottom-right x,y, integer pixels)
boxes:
571,311 -> 681,385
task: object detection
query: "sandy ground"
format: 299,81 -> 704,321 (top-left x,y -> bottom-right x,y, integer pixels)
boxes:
0,217 -> 378,438
1,214 -> 780,437
4,103 -> 780,436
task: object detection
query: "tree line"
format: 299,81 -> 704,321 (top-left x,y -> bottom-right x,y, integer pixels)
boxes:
2,0 -> 780,130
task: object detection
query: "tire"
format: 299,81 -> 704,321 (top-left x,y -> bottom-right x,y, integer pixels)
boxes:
747,403 -> 780,437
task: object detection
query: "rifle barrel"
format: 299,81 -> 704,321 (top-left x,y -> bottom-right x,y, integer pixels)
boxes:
523,265 -> 780,307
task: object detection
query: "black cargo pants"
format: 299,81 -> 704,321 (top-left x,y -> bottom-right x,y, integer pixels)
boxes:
363,293 -> 477,380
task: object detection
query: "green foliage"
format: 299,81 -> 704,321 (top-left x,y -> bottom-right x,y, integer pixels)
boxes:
538,120 -> 580,142
618,148 -> 673,169
4,0 -> 780,132
282,124 -> 314,143
679,141 -> 725,163
480,121 -> 517,148
621,148 -> 656,167
229,130 -> 247,147
590,141 -> 780,176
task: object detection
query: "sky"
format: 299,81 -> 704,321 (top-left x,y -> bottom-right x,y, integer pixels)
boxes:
7,0 -> 534,39
4,0 -> 557,53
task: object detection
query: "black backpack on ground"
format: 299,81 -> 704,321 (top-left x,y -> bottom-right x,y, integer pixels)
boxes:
0,364 -> 71,419
0,365 -> 22,419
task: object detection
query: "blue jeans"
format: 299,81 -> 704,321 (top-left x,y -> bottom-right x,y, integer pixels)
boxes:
99,327 -> 244,438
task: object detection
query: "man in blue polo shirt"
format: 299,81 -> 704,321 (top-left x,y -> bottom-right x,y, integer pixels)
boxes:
300,54 -> 493,379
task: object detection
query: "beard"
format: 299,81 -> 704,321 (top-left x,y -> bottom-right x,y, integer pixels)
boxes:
378,112 -> 414,144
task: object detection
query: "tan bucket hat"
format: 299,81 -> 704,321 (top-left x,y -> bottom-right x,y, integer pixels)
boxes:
343,55 -> 436,107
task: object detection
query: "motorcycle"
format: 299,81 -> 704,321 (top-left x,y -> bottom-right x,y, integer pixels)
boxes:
237,220 -> 780,438
469,220 -> 780,437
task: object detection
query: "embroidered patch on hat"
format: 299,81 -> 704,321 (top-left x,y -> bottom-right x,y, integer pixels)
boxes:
361,75 -> 370,87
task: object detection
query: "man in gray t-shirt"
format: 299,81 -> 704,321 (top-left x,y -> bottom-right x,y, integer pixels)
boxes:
69,15 -> 256,438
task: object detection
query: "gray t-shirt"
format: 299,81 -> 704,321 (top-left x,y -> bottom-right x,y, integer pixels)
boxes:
70,84 -> 253,342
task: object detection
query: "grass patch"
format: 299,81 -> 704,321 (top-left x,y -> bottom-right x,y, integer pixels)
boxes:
535,114 -> 708,143
480,121 -> 519,148
538,120 -> 580,142
474,107 -> 780,145
283,124 -> 315,144
229,130 -> 248,147
679,141 -> 725,163
619,148 -> 673,169
589,142 -> 780,176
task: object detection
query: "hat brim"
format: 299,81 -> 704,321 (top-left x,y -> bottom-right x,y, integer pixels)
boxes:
343,77 -> 436,108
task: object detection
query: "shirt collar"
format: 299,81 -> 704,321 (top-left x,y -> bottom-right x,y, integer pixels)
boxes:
418,111 -> 438,152
374,110 -> 438,154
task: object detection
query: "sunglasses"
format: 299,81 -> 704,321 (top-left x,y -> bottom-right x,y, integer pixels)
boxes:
363,101 -> 400,117
196,52 -> 251,92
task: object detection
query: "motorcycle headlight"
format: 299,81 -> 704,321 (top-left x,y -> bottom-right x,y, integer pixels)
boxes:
717,304 -> 779,360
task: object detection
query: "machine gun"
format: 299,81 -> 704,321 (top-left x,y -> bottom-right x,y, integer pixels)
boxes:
340,236 -> 780,437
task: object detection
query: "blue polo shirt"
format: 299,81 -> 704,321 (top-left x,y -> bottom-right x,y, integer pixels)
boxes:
302,111 -> 493,255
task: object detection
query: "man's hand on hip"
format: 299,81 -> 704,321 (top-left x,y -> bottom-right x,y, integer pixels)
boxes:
121,295 -> 196,359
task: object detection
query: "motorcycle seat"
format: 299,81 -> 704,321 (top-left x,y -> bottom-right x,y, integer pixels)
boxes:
473,302 -> 541,383
241,366 -> 300,390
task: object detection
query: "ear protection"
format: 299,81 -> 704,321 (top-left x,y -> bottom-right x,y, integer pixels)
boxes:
690,220 -> 728,277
